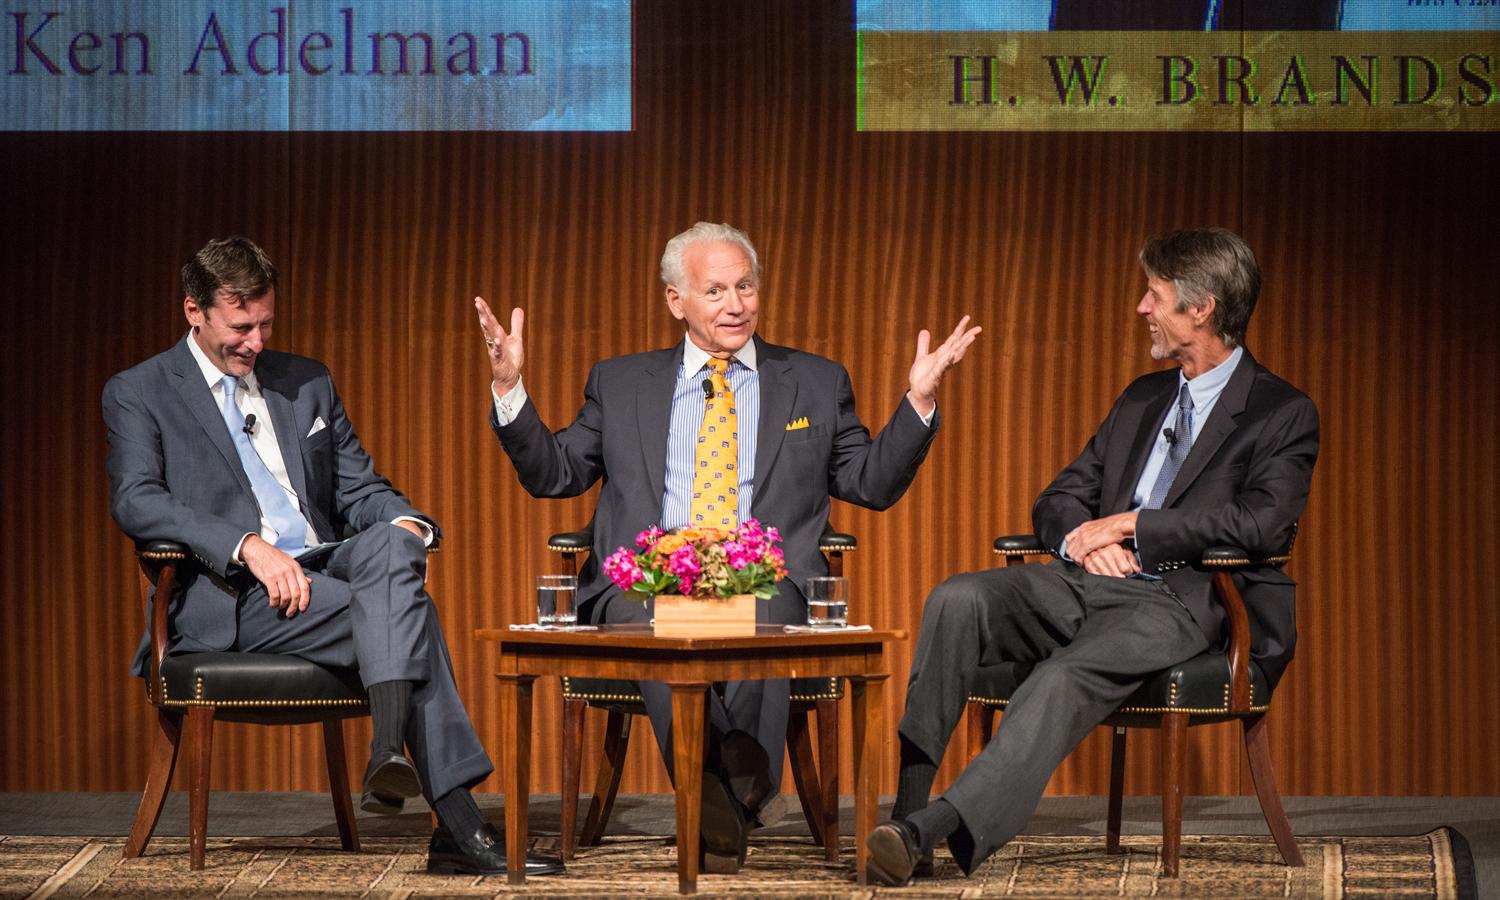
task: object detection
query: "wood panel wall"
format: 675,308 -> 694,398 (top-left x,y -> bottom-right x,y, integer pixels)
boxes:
3,2 -> 1496,802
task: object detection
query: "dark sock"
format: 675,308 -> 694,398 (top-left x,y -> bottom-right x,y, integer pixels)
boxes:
433,787 -> 487,837
905,799 -> 962,854
891,735 -> 938,821
367,680 -> 413,757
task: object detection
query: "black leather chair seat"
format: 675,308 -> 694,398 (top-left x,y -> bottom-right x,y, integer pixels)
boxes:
967,651 -> 1271,722
563,675 -> 843,708
158,652 -> 368,725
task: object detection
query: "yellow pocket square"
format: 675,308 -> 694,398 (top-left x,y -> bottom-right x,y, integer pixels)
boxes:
786,417 -> 810,431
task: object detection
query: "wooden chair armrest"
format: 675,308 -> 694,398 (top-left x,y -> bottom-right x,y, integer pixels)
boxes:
136,540 -> 189,706
993,533 -> 1045,565
1201,544 -> 1291,714
547,525 -> 594,552
817,526 -> 857,553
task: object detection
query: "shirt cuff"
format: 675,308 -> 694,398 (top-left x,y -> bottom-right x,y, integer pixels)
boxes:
492,377 -> 528,426
392,516 -> 435,547
231,532 -> 255,566
904,392 -> 936,427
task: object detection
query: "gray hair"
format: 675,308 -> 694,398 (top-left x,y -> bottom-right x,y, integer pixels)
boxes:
1139,228 -> 1261,348
660,222 -> 761,287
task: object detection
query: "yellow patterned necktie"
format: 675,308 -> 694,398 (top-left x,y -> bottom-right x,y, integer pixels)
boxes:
690,357 -> 739,529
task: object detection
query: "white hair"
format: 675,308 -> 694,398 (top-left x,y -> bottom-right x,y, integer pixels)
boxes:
659,222 -> 761,287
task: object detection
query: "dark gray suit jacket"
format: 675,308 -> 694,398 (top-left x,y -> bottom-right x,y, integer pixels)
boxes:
104,336 -> 433,674
490,335 -> 939,617
1033,350 -> 1319,687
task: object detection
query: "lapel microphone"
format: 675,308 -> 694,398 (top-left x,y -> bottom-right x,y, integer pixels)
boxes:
1163,427 -> 1177,446
243,413 -> 257,436
702,379 -> 714,404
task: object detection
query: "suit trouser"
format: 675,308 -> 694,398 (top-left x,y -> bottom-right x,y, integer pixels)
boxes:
898,560 -> 1209,874
594,584 -> 805,790
232,523 -> 494,801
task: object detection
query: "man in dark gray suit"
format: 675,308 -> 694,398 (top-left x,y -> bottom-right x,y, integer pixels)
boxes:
867,228 -> 1319,885
476,221 -> 980,866
104,236 -> 561,877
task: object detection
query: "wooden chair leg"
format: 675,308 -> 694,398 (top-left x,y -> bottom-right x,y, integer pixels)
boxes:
560,698 -> 586,859
578,709 -> 631,847
321,718 -> 360,852
965,701 -> 995,765
1160,713 -> 1187,878
186,707 -> 216,871
816,698 -> 840,862
1242,714 -> 1304,867
123,709 -> 183,859
1106,725 -> 1127,854
786,707 -> 825,848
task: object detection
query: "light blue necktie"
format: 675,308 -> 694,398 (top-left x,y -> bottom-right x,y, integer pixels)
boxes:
1144,384 -> 1195,510
220,375 -> 308,553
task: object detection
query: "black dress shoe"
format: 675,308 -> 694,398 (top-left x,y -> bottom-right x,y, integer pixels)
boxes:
913,851 -> 936,878
360,750 -> 421,815
426,823 -> 566,876
699,770 -> 750,862
866,819 -> 921,887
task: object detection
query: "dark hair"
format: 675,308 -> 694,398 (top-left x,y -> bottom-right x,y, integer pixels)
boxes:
1139,228 -> 1260,347
181,236 -> 278,310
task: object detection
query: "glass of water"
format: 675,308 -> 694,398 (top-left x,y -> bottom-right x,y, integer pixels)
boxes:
804,576 -> 849,628
537,574 -> 578,626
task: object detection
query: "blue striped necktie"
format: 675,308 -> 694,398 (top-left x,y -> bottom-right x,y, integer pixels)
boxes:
1144,384 -> 1195,510
220,375 -> 308,553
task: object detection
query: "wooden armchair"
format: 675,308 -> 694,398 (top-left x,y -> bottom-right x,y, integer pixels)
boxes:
549,524 -> 854,861
963,533 -> 1304,877
122,541 -> 369,870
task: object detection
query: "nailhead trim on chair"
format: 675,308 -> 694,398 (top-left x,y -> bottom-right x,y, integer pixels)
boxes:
966,696 -> 1271,716
153,675 -> 370,708
139,549 -> 187,560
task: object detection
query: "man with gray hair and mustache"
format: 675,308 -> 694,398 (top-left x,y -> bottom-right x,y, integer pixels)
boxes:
866,227 -> 1319,885
476,221 -> 981,870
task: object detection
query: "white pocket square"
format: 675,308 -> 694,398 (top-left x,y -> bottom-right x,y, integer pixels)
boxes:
307,417 -> 327,438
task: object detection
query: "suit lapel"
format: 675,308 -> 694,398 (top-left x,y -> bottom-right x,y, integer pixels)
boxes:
169,338 -> 254,497
1108,381 -> 1175,513
255,362 -> 311,509
753,338 -> 797,484
1162,351 -> 1256,507
637,345 -> 682,502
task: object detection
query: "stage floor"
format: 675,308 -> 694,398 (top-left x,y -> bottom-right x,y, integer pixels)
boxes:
3,793 -> 1494,894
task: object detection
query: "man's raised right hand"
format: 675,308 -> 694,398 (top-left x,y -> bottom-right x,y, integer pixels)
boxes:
474,297 -> 525,396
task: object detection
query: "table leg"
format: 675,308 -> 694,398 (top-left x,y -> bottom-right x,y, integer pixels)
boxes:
497,673 -> 535,885
669,682 -> 709,894
850,674 -> 887,886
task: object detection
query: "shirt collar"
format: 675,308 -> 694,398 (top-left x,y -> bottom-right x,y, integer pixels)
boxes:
184,329 -> 260,395
682,334 -> 758,375
1180,344 -> 1242,410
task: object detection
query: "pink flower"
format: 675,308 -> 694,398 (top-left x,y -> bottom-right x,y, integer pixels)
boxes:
636,526 -> 665,549
604,547 -> 644,590
666,546 -> 701,580
724,540 -> 756,570
765,546 -> 785,568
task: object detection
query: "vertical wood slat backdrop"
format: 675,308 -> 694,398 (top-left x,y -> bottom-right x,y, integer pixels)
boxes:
2,1 -> 1496,801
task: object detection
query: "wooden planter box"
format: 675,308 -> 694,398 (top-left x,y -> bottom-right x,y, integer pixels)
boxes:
652,593 -> 756,637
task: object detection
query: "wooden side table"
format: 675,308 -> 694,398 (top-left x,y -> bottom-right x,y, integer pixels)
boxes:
475,624 -> 903,894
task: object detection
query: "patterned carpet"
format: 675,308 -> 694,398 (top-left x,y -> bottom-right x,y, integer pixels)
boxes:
1,829 -> 1471,898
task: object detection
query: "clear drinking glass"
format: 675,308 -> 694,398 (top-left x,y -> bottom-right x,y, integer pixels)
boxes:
537,574 -> 578,626
804,576 -> 849,628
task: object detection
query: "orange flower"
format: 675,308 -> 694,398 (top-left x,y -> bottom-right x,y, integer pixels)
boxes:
653,534 -> 689,555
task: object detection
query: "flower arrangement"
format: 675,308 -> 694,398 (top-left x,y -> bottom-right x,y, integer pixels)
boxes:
604,519 -> 787,601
